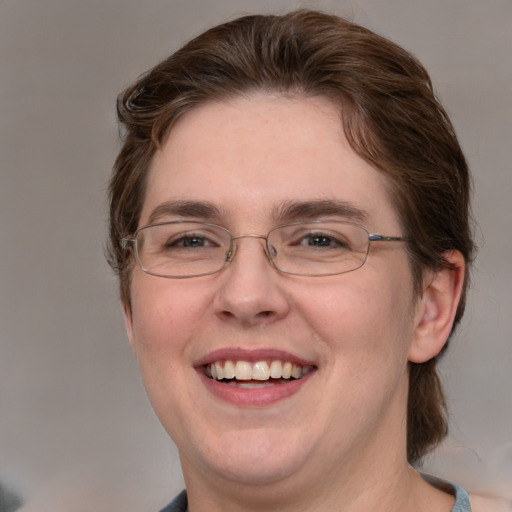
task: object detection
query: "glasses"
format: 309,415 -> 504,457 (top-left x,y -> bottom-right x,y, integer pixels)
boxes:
121,220 -> 411,279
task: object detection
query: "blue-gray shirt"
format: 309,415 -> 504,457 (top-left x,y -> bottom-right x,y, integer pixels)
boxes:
158,479 -> 471,512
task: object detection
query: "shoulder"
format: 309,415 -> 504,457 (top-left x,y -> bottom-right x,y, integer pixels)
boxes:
422,473 -> 471,511
448,480 -> 472,512
422,473 -> 512,512
158,490 -> 188,512
156,486 -> 512,512
470,494 -> 512,512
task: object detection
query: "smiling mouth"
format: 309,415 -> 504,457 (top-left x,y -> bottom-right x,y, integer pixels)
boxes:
204,360 -> 315,388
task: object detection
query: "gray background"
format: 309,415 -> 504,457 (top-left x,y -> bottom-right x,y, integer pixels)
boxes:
1,0 -> 511,510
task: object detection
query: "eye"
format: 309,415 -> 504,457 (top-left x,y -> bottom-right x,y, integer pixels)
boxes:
296,231 -> 350,249
165,232 -> 218,249
302,234 -> 342,247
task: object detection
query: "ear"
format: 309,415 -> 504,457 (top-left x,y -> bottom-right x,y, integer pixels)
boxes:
122,301 -> 137,353
408,251 -> 465,363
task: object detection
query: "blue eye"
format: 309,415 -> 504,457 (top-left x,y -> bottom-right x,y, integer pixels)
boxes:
305,235 -> 337,247
166,234 -> 217,248
298,233 -> 349,249
177,236 -> 209,247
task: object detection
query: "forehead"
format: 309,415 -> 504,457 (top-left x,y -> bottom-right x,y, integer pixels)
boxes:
142,94 -> 398,231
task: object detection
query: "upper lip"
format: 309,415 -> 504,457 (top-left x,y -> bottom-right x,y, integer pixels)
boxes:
194,348 -> 317,368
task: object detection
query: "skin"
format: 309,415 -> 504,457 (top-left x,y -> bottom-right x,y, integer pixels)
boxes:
124,94 -> 464,512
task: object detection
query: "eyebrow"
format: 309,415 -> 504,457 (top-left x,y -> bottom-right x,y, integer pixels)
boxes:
146,198 -> 368,226
147,200 -> 226,225
273,199 -> 368,224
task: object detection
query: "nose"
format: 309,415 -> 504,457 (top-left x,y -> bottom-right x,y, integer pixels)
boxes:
214,235 -> 291,327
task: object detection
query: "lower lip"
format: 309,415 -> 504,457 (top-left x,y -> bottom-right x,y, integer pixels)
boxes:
198,370 -> 315,407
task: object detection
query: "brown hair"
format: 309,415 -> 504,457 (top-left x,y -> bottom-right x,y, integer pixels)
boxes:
108,10 -> 474,464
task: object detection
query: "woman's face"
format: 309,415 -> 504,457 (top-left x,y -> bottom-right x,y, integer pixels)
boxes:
125,94 -> 421,490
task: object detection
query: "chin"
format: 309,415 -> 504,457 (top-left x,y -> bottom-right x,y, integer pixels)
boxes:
217,463 -> 296,486
181,426 -> 316,487
204,454 -> 307,487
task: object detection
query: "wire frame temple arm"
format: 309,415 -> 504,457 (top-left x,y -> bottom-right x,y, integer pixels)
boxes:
368,234 -> 412,242
120,237 -> 135,249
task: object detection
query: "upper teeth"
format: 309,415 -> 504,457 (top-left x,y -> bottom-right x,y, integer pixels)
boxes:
205,360 -> 313,381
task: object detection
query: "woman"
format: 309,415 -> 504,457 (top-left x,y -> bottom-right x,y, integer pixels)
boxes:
108,10 -> 476,511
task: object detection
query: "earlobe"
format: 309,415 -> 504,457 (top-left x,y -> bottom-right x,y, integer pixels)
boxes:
123,302 -> 136,352
408,251 -> 465,363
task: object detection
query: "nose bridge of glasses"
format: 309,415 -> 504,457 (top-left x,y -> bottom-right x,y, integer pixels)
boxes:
226,233 -> 271,262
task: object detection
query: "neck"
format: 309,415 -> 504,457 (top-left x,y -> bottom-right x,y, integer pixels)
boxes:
183,464 -> 453,512
181,420 -> 424,512
180,381 -> 453,512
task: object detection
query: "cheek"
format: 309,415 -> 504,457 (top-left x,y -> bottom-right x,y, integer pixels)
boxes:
128,276 -> 206,357
294,272 -> 416,369
128,279 -> 206,417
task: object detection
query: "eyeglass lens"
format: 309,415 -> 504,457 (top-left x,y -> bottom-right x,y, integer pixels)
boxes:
133,221 -> 371,278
